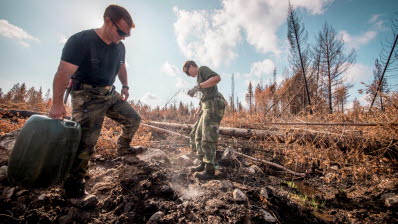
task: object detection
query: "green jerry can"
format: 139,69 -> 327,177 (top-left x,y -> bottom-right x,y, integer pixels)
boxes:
8,115 -> 81,188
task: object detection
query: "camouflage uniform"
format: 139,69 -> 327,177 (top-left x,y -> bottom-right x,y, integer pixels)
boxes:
191,66 -> 225,167
194,98 -> 225,165
66,86 -> 141,182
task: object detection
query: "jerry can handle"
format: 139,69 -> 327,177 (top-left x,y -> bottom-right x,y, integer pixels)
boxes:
63,120 -> 77,128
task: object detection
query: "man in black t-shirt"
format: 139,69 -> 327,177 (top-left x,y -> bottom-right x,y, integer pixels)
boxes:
49,5 -> 142,200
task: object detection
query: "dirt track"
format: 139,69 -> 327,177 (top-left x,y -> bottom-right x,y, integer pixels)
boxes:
0,130 -> 397,224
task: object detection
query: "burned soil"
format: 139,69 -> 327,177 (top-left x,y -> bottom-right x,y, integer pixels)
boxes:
0,127 -> 398,224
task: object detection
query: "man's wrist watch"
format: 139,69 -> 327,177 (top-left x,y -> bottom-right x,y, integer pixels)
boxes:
122,86 -> 129,90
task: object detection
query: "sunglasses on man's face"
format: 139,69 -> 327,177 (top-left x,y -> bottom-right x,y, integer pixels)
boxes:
111,19 -> 131,37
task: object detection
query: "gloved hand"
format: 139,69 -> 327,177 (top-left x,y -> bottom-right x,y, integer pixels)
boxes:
187,85 -> 201,97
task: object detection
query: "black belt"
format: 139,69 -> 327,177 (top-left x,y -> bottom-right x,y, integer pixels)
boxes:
80,83 -> 113,90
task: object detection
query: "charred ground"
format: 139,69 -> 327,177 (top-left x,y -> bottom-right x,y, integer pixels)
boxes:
0,115 -> 397,224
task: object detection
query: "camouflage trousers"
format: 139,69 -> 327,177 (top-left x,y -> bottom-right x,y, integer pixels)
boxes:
191,98 -> 225,166
189,116 -> 200,152
66,86 -> 141,182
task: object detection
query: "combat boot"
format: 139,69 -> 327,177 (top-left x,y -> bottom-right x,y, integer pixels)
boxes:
191,162 -> 205,172
117,145 -> 147,156
194,164 -> 215,180
63,177 -> 91,199
117,137 -> 147,156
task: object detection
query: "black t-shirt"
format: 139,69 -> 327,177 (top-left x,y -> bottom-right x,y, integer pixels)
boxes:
61,29 -> 125,86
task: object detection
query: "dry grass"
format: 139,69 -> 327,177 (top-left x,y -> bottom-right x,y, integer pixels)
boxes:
1,103 -> 397,190
221,107 -> 398,189
0,109 -> 27,135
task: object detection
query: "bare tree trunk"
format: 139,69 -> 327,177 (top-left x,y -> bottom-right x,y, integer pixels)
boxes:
341,100 -> 344,113
370,34 -> 397,110
380,93 -> 384,111
326,44 -> 333,114
292,18 -> 312,110
287,2 -> 312,114
317,22 -> 355,114
314,52 -> 321,112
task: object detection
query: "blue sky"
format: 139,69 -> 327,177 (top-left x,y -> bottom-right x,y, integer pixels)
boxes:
0,0 -> 397,110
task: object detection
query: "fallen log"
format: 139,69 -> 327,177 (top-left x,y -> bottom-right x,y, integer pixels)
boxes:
148,120 -> 320,143
146,121 -> 398,159
148,120 -> 292,139
142,123 -> 190,139
147,121 -> 193,130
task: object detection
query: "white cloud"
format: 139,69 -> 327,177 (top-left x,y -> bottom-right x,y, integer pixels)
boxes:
345,101 -> 354,110
162,61 -> 180,77
369,14 -> 380,24
357,93 -> 368,105
340,30 -> 377,50
346,94 -> 368,110
292,0 -> 334,14
0,19 -> 39,47
140,92 -> 161,106
345,63 -> 373,84
239,90 -> 253,109
58,34 -> 68,45
368,14 -> 385,30
340,14 -> 386,50
176,77 -> 190,89
173,6 -> 240,68
249,59 -> 275,78
176,91 -> 200,105
19,41 -> 30,47
173,0 -> 332,68
374,16 -> 387,32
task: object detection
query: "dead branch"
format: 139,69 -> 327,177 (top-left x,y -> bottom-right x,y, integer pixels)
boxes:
231,149 -> 305,177
370,33 -> 398,110
142,123 -> 190,139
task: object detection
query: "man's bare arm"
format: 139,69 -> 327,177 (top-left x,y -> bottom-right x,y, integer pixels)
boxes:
48,60 -> 78,119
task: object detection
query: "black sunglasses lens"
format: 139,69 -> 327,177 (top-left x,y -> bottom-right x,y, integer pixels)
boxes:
117,30 -> 126,37
112,20 -> 129,37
